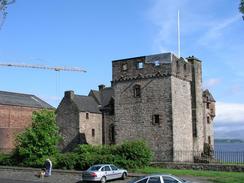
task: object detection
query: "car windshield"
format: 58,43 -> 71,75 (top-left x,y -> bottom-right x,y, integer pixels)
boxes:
88,165 -> 102,171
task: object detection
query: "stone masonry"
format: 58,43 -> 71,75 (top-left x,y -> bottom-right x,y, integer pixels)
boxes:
57,52 -> 216,162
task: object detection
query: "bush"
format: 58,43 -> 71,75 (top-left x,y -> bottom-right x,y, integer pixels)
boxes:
55,152 -> 78,170
72,140 -> 153,170
0,153 -> 15,166
115,140 -> 153,169
13,110 -> 61,167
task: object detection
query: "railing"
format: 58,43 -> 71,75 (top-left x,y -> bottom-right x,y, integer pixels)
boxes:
159,151 -> 244,164
214,151 -> 244,164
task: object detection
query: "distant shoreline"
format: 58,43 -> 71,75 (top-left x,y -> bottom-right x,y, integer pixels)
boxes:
215,139 -> 244,143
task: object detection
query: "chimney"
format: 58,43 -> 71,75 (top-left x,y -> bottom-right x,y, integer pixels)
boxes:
98,84 -> 105,91
65,90 -> 74,100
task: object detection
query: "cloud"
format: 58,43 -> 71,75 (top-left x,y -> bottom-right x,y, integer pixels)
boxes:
203,78 -> 221,89
148,0 -> 190,53
197,14 -> 240,47
214,102 -> 244,139
215,102 -> 244,124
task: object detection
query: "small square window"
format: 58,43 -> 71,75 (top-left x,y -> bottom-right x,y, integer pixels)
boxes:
122,63 -> 128,71
154,60 -> 160,67
86,112 -> 89,119
152,114 -> 160,125
136,62 -> 144,69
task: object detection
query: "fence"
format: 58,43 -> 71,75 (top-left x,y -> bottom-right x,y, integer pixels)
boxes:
171,151 -> 244,164
214,151 -> 244,164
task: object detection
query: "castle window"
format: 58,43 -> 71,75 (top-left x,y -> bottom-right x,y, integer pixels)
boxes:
176,61 -> 179,73
184,63 -> 187,71
207,116 -> 210,124
136,62 -> 144,69
133,84 -> 141,98
154,60 -> 160,67
92,129 -> 95,137
207,102 -> 210,109
122,63 -> 128,71
152,114 -> 160,125
208,136 -> 211,144
86,112 -> 89,119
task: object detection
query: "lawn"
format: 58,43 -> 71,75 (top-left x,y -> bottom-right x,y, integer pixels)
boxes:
132,166 -> 244,183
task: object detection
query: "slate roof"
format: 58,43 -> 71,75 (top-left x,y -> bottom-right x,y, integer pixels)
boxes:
70,87 -> 114,114
0,91 -> 54,109
203,89 -> 216,102
100,87 -> 114,107
73,95 -> 101,113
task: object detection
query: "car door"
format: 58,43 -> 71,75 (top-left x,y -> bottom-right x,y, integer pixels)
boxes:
110,165 -> 120,179
104,165 -> 113,180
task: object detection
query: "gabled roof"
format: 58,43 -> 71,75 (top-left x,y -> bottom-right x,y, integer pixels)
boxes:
100,87 -> 114,107
0,91 -> 53,109
89,90 -> 101,105
73,95 -> 101,113
203,89 -> 216,102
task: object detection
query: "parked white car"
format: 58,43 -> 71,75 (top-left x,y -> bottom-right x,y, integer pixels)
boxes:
82,164 -> 128,183
128,174 -> 191,183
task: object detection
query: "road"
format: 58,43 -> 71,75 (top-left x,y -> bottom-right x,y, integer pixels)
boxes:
0,168 -> 212,183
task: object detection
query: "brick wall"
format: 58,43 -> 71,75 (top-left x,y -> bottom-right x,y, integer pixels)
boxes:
0,104 -> 38,153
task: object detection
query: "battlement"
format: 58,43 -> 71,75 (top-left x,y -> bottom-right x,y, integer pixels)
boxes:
112,52 -> 193,82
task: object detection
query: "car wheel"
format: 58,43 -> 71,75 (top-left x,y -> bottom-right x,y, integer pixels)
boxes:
121,172 -> 127,180
100,176 -> 106,183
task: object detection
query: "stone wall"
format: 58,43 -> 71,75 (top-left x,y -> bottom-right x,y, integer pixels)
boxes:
113,77 -> 174,161
203,102 -> 215,146
56,98 -> 80,152
151,162 -> 244,172
171,77 -> 193,162
112,55 -> 180,161
103,114 -> 115,145
0,104 -> 39,153
188,58 -> 204,153
79,112 -> 102,145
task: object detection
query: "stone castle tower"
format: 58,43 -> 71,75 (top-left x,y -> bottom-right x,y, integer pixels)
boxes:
57,52 -> 215,162
112,53 -> 214,161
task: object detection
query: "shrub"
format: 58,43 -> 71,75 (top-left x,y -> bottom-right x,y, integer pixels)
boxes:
55,152 -> 78,170
0,153 -> 15,166
115,140 -> 153,168
13,110 -> 61,167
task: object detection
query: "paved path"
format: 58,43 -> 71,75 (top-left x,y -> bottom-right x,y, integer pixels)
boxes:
0,167 -> 212,183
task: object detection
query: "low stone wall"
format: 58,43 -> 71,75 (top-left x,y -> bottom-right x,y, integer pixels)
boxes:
151,162 -> 244,172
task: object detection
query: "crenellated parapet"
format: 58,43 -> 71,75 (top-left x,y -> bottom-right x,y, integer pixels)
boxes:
112,53 -> 193,84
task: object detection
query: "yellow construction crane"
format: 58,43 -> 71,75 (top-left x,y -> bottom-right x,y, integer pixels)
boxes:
0,63 -> 87,72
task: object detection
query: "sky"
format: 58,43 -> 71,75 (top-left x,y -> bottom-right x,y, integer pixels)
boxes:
0,0 -> 244,139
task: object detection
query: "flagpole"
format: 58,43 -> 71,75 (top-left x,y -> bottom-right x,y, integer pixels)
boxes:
177,10 -> 181,58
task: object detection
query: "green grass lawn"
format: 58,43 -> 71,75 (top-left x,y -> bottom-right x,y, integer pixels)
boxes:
132,166 -> 244,183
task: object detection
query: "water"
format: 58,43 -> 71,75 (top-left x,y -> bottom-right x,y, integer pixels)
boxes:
215,142 -> 244,152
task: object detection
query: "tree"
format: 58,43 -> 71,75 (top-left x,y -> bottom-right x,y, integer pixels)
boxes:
0,0 -> 15,29
14,110 -> 61,167
240,0 -> 244,19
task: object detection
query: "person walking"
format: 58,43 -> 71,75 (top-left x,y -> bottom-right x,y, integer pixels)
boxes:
44,158 -> 52,177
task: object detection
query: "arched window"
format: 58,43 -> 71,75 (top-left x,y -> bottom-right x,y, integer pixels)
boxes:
133,84 -> 141,98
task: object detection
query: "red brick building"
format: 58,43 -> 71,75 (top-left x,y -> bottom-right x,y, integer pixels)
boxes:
0,91 -> 53,153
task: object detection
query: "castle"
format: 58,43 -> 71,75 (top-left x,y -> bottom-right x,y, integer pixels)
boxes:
56,52 -> 216,162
